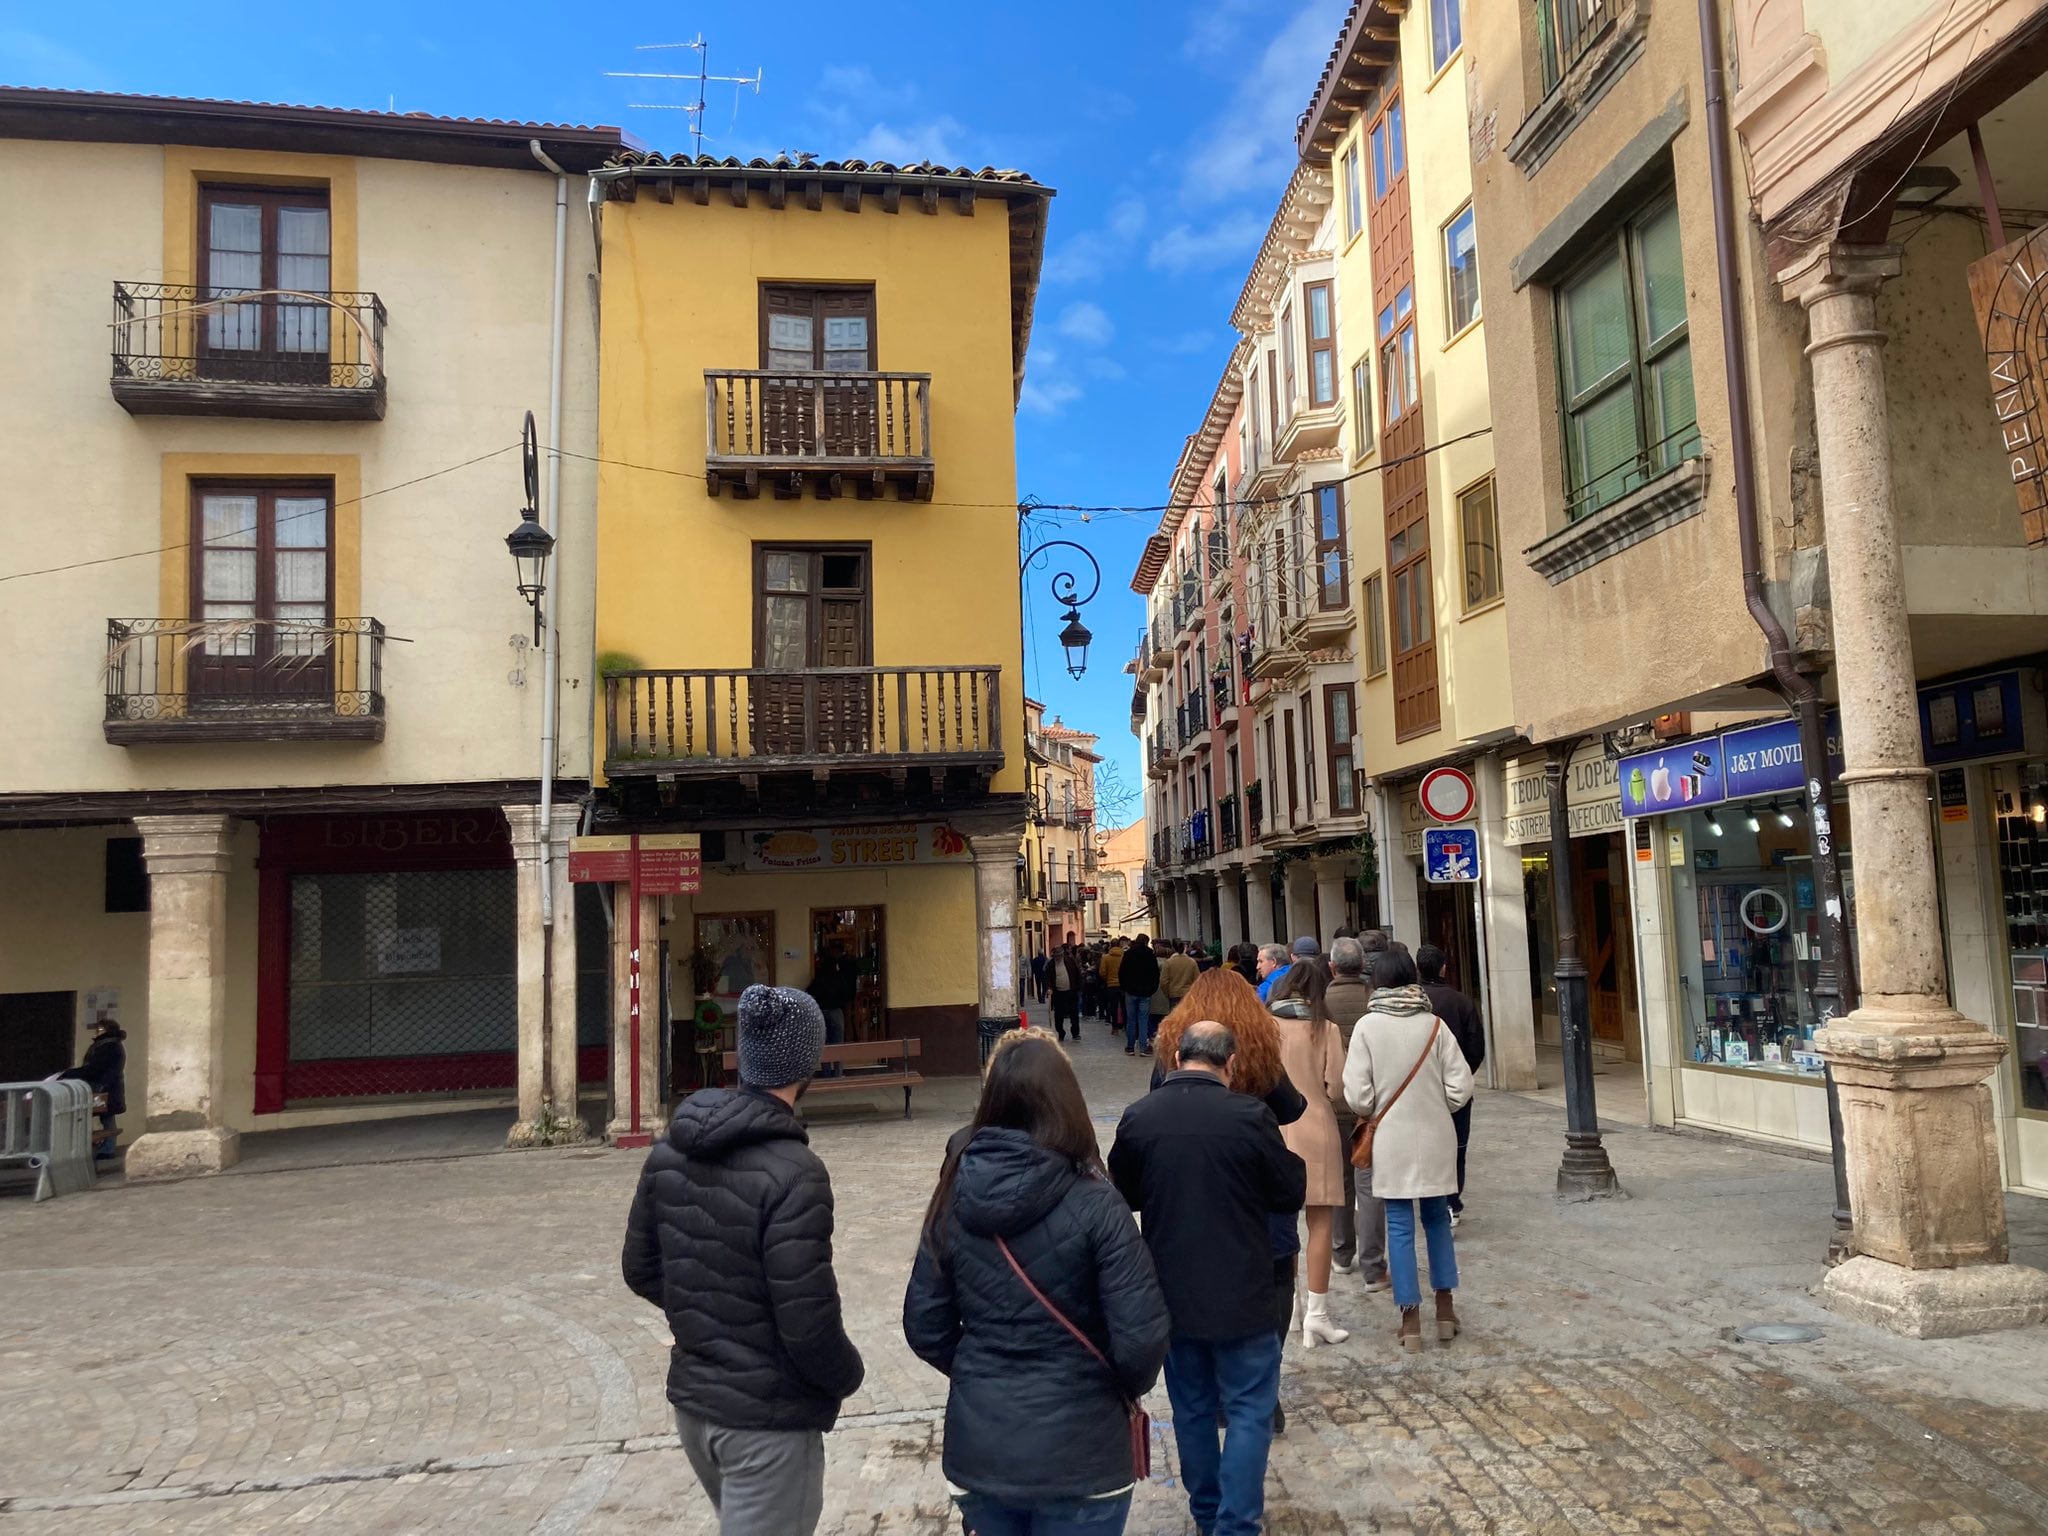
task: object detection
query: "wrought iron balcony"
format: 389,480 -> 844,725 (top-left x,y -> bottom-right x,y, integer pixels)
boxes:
1220,794 -> 1243,853
603,664 -> 1000,784
704,369 -> 933,500
104,617 -> 385,744
1246,781 -> 1265,842
1176,691 -> 1210,750
1538,0 -> 1619,92
110,282 -> 386,420
1048,879 -> 1083,910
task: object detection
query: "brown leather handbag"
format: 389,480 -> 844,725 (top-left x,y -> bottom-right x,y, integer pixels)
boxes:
996,1235 -> 1152,1481
1349,1019 -> 1442,1171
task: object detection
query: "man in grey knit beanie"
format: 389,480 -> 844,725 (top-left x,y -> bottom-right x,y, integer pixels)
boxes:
737,984 -> 827,1091
622,981 -> 859,1532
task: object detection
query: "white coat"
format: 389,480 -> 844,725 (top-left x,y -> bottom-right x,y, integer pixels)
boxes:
1341,1006 -> 1474,1200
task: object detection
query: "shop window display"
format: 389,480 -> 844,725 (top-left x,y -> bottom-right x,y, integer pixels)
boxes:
1993,760 -> 2048,1114
1671,800 -> 1854,1078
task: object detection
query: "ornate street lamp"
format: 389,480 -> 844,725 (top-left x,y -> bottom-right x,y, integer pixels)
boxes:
506,410 -> 554,645
1019,528 -> 1102,680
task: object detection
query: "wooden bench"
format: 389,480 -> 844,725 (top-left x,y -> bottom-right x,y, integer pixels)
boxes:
722,1038 -> 923,1119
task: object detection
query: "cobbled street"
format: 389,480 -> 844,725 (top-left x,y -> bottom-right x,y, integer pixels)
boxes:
6,1012 -> 2048,1535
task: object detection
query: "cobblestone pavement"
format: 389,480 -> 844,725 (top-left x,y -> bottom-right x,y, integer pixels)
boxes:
6,1005 -> 2048,1534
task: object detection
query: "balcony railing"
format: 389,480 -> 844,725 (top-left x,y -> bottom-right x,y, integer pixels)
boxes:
110,282 -> 386,420
1177,691 -> 1210,748
1148,723 -> 1173,776
603,664 -> 999,776
1049,879 -> 1083,909
1246,781 -> 1265,842
1564,418 -> 1703,523
1220,795 -> 1243,853
704,369 -> 933,499
104,617 -> 385,743
1538,0 -> 1619,92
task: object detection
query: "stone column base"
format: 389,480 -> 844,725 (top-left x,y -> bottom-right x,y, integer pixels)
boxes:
125,1126 -> 240,1181
506,1111 -> 591,1149
1821,1254 -> 2048,1339
606,1116 -> 658,1149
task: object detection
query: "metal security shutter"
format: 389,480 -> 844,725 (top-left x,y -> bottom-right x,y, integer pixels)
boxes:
285,868 -> 517,1101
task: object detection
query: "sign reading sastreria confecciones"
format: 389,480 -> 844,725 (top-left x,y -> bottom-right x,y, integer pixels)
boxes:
1968,224 -> 2048,547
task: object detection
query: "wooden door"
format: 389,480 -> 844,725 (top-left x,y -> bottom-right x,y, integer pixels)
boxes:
760,286 -> 876,457
190,483 -> 333,706
198,186 -> 331,384
753,546 -> 870,756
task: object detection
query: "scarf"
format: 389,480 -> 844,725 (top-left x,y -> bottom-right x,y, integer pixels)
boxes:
1370,983 -> 1434,1018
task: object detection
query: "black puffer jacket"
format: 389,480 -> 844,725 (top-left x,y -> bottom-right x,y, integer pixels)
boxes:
622,1087 -> 864,1431
903,1128 -> 1170,1503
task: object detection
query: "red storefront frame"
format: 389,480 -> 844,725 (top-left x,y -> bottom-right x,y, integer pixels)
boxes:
254,809 -> 604,1113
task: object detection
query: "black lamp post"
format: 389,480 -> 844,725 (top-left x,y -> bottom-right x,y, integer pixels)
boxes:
506,410 -> 554,645
1548,741 -> 1622,1200
1019,531 -> 1102,680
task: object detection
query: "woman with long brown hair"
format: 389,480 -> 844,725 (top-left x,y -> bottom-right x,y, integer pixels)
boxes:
1268,960 -> 1351,1348
906,1036 -> 1169,1532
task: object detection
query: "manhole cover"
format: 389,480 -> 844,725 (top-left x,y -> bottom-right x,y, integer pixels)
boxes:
1736,1322 -> 1825,1344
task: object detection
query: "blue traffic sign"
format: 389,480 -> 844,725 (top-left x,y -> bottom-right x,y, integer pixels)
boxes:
1423,826 -> 1480,884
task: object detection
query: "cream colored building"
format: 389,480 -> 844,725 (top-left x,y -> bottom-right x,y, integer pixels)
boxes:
1465,0 -> 2048,1221
1031,711 -> 1101,946
0,91 -> 622,1174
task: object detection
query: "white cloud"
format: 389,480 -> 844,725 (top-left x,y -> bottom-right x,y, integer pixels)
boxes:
1042,201 -> 1148,285
1020,344 -> 1083,417
1182,0 -> 1269,59
847,116 -> 967,166
1083,356 -> 1127,381
1056,301 -> 1116,347
1160,328 -> 1221,355
1180,2 -> 1334,204
1146,212 -> 1268,274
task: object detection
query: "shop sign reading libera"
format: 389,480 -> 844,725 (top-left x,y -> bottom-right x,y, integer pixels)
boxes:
1969,224 -> 2048,547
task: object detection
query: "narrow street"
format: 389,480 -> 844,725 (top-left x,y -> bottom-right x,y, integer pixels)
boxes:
6,1009 -> 2046,1534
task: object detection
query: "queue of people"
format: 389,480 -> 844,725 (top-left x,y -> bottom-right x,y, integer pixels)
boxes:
621,919 -> 1487,1535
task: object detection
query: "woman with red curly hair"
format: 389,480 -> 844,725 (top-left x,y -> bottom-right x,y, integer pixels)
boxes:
1149,967 -> 1308,1435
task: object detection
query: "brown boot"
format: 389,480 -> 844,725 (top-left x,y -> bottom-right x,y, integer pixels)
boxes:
1396,1305 -> 1424,1354
1435,1288 -> 1460,1342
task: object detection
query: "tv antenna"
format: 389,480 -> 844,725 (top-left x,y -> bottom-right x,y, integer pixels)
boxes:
606,37 -> 763,156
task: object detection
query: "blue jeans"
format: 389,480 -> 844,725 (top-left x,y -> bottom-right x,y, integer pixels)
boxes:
1123,994 -> 1152,1050
1384,1195 -> 1458,1309
1163,1332 -> 1281,1536
953,1491 -> 1131,1535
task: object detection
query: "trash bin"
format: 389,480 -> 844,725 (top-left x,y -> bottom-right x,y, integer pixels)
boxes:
976,1015 -> 1012,1069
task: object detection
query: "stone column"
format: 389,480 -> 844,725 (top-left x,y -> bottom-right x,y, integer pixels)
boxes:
1477,755 -> 1539,1091
1217,872 -> 1245,951
127,815 -> 239,1180
1784,244 -> 2048,1335
1311,857 -> 1351,945
970,834 -> 1022,1034
1240,862 -> 1273,945
505,803 -> 588,1147
1283,861 -> 1316,946
606,887 -> 662,1147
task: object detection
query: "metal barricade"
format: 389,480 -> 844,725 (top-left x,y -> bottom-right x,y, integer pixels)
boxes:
0,1080 -> 98,1201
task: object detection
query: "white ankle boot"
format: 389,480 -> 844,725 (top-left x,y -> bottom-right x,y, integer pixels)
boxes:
1302,1290 -> 1349,1347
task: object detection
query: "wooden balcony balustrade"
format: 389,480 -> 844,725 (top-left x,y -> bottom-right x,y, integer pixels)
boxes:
704,369 -> 934,500
604,665 -> 1001,783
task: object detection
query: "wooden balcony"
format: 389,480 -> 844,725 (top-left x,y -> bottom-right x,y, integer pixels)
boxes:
604,665 -> 1002,814
110,282 -> 387,420
103,617 -> 386,744
704,369 -> 933,500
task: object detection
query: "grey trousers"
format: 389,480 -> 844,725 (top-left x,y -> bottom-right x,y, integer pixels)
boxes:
1331,1130 -> 1386,1278
675,1409 -> 825,1535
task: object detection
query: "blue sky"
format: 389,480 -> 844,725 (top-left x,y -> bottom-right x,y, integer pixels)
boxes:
2,0 -> 1340,820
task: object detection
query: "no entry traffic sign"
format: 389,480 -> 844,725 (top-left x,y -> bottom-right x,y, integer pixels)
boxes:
1419,766 -> 1477,824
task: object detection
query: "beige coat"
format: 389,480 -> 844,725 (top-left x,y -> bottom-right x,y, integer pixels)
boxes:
1275,1011 -> 1348,1207
1341,1007 -> 1474,1200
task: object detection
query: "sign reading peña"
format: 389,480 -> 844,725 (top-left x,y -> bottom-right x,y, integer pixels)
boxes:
1968,223 -> 2048,547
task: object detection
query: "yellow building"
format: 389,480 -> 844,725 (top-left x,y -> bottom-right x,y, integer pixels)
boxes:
0,90 -> 623,1175
587,151 -> 1050,1091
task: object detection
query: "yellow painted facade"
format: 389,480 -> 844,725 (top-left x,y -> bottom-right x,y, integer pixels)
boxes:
591,193 -> 1027,782
590,161 -> 1046,1075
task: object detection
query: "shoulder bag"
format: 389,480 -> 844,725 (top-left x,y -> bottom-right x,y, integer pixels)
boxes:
996,1235 -> 1151,1481
1348,1019 -> 1441,1172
